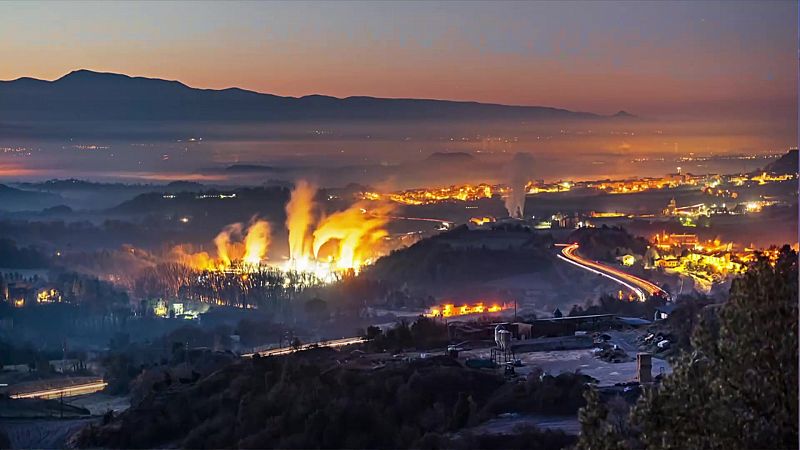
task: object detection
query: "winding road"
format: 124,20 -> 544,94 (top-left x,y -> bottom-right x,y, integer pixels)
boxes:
557,243 -> 668,302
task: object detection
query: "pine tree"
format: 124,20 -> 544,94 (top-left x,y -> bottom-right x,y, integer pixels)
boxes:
579,246 -> 798,449
576,387 -> 629,450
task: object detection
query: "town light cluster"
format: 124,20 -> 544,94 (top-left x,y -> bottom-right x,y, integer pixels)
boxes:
425,302 -> 507,318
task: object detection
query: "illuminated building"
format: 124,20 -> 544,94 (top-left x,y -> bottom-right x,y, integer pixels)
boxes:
6,282 -> 34,308
468,216 -> 496,227
36,288 -> 62,304
551,212 -> 580,228
154,300 -> 168,317
662,198 -> 709,217
653,232 -> 699,250
425,302 -> 507,318
526,180 -> 572,194
663,197 -> 677,215
751,172 -> 795,185
590,211 -> 628,218
655,258 -> 680,269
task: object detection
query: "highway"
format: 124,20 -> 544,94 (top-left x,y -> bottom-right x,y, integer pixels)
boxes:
9,379 -> 108,400
557,243 -> 668,302
242,336 -> 366,358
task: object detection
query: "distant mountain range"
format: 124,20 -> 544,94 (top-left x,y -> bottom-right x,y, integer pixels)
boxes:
0,70 -> 626,124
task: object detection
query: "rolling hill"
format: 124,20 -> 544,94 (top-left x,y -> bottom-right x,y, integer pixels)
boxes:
761,149 -> 798,175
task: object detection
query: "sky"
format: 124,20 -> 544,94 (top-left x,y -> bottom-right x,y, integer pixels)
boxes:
1,1 -> 797,117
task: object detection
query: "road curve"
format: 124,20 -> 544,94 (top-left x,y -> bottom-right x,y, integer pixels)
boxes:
557,243 -> 668,302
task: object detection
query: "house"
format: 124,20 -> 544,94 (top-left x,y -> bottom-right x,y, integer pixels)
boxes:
654,303 -> 678,321
655,257 -> 680,269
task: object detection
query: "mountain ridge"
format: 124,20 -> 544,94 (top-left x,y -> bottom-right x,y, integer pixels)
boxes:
0,69 -> 627,124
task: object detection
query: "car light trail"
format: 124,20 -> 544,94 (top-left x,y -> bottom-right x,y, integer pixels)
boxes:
558,243 -> 668,302
242,336 -> 366,358
9,380 -> 108,400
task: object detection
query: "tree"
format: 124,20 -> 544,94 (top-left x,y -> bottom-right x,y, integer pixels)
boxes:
303,297 -> 329,323
450,392 -> 474,430
578,246 -> 798,449
0,428 -> 10,449
576,388 -> 628,450
364,325 -> 382,340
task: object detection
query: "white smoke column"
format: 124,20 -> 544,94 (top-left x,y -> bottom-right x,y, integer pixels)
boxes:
504,152 -> 534,219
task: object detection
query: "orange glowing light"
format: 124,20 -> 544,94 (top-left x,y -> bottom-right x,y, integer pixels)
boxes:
425,302 -> 507,318
170,179 -> 395,281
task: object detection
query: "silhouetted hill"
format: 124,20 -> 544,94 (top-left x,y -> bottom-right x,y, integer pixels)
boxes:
0,238 -> 51,268
0,70 -> 613,124
760,149 -> 798,175
72,340 -> 583,449
0,184 -> 63,212
612,110 -> 637,119
16,179 -> 148,192
567,226 -> 648,262
12,179 -> 208,210
224,164 -> 278,173
365,226 -> 556,287
164,180 -> 205,191
107,187 -> 289,224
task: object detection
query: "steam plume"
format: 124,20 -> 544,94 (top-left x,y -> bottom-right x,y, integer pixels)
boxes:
242,219 -> 271,266
286,180 -> 317,262
312,202 -> 393,270
214,223 -> 243,266
505,152 -> 534,219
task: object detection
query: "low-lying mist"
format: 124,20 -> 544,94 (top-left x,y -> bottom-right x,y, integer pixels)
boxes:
0,115 -> 794,189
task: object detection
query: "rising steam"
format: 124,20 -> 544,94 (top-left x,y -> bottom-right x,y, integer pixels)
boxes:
214,223 -> 243,267
242,220 -> 271,266
505,152 -> 534,219
209,219 -> 271,267
170,180 -> 393,276
284,179 -> 394,272
312,202 -> 392,270
285,180 -> 317,262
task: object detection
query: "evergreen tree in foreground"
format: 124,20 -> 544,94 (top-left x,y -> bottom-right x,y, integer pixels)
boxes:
578,245 -> 798,450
